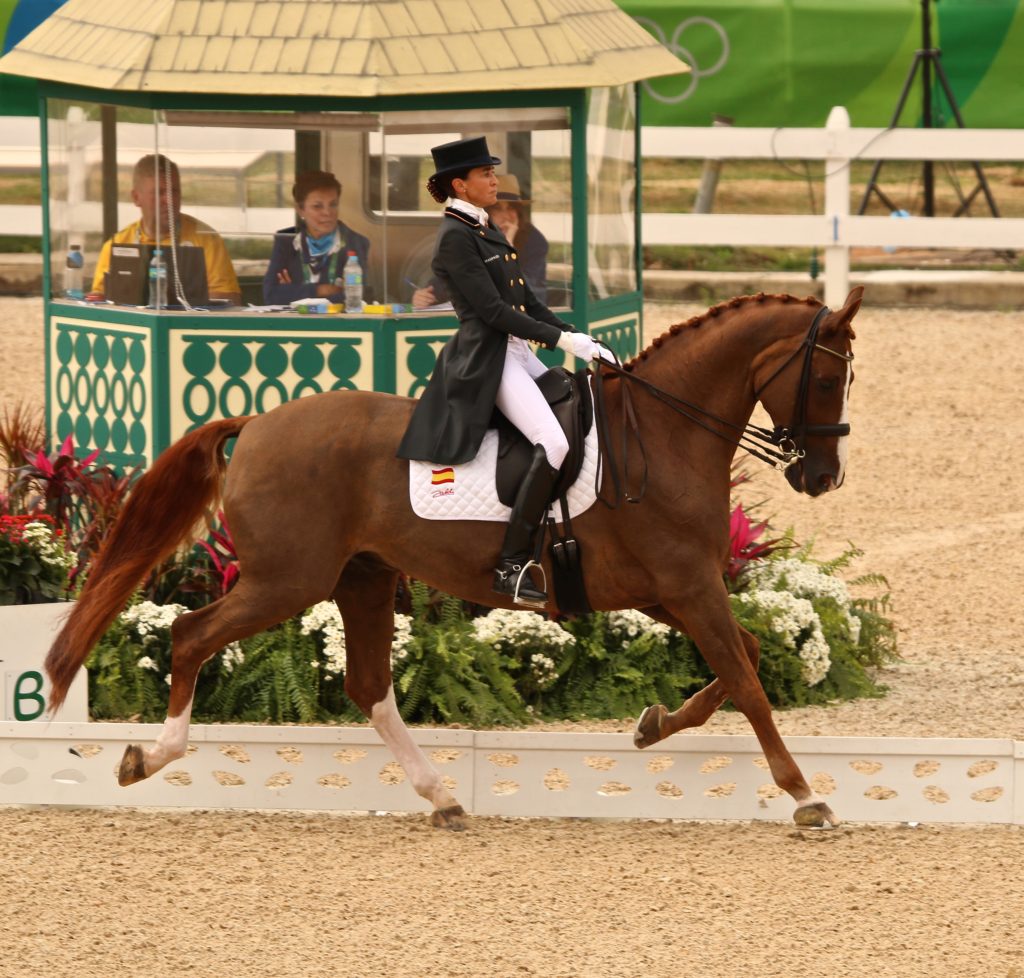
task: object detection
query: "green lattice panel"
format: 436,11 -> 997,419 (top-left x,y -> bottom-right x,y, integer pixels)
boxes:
49,316 -> 153,469
590,313 -> 639,362
395,328 -> 456,399
168,328 -> 372,440
395,325 -> 576,398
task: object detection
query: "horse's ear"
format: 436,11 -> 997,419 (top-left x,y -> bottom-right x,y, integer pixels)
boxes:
842,285 -> 864,316
825,286 -> 863,335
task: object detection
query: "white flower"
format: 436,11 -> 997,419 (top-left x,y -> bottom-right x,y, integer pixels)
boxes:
747,557 -> 861,643
221,642 -> 245,673
472,609 -> 573,650
300,601 -> 346,675
136,656 -> 158,671
21,521 -> 75,575
732,588 -> 831,686
392,614 -> 414,664
529,652 -> 558,690
121,601 -> 186,637
605,609 -> 672,642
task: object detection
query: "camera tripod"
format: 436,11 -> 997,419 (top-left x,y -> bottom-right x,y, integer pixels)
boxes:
857,0 -> 999,218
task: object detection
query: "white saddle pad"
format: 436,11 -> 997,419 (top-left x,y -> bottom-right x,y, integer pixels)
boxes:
409,413 -> 601,523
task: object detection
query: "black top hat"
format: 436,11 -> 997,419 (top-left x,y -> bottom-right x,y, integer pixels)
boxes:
429,136 -> 502,180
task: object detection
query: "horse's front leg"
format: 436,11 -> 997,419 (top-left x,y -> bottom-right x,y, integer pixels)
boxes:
643,585 -> 839,828
634,606 -> 761,746
335,560 -> 467,831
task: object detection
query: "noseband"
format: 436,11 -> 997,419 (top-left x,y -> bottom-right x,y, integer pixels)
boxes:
592,303 -> 854,506
752,304 -> 855,461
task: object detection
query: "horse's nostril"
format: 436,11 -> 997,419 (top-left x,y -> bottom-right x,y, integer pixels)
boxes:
819,473 -> 836,491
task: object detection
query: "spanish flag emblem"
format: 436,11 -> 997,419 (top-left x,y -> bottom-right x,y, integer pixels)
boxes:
431,467 -> 455,485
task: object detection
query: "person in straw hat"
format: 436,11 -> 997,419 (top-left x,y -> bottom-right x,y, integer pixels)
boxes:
396,136 -> 611,608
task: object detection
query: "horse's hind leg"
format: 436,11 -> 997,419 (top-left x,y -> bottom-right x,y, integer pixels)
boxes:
635,614 -> 760,746
335,556 -> 466,830
118,580 -> 324,786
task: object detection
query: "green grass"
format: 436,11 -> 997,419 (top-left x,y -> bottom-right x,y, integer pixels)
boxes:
0,235 -> 42,253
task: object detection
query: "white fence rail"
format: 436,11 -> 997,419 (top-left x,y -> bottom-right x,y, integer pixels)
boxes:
648,108 -> 1024,307
5,111 -> 1024,306
2,722 -> 1021,825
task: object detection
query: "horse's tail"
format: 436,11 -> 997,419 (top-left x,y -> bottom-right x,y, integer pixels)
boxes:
45,416 -> 253,711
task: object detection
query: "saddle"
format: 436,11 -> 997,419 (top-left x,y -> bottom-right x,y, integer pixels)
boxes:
494,366 -> 594,507
494,366 -> 595,615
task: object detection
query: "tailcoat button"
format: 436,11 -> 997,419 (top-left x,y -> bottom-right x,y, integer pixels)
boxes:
511,252 -> 518,259
519,277 -> 525,285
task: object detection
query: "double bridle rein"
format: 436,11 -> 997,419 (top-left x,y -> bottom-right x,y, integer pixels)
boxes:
592,304 -> 855,506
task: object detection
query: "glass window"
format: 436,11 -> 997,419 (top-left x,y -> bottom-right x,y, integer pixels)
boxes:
587,84 -> 638,298
362,109 -> 573,309
45,102 -> 575,311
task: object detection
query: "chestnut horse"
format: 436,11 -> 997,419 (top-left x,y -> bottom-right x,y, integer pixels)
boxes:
45,288 -> 861,829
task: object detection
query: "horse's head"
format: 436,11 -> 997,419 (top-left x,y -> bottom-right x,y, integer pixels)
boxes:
755,288 -> 862,497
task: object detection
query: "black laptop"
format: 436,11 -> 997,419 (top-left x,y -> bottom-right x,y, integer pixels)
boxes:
106,243 -> 210,306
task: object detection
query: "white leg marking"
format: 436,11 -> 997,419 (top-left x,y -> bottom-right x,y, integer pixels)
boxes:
798,790 -> 825,808
371,687 -> 459,811
146,701 -> 193,773
835,358 -> 852,486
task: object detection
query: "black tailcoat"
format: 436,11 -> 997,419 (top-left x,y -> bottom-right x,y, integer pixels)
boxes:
396,208 -> 574,464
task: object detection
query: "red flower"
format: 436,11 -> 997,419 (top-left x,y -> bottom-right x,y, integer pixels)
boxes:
727,504 -> 779,581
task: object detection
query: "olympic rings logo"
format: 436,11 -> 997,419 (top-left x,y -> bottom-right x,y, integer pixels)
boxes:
634,16 -> 730,104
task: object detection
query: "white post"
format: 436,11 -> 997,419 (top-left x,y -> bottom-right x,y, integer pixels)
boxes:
823,106 -> 851,308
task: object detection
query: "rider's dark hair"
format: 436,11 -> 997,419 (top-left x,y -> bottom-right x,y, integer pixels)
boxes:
427,169 -> 470,204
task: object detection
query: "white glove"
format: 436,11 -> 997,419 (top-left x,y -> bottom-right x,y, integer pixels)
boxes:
556,331 -> 611,363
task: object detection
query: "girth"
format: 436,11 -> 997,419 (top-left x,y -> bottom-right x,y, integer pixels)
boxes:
494,367 -> 594,507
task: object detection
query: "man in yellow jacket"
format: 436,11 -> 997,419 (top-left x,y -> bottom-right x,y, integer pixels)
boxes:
91,154 -> 241,305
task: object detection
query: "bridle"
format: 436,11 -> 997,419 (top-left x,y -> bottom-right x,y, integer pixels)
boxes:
592,303 -> 855,507
752,304 -> 855,461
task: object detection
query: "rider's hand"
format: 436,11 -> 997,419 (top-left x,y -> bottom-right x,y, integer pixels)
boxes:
557,331 -> 613,364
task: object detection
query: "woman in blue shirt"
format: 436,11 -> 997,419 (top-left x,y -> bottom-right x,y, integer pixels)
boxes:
263,170 -> 370,305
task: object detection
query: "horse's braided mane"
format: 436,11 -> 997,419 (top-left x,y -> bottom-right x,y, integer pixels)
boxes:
624,292 -> 821,371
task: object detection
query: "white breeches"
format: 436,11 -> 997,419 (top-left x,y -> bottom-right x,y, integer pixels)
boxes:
494,338 -> 569,469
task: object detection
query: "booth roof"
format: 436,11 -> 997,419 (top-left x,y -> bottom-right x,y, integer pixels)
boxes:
0,0 -> 687,98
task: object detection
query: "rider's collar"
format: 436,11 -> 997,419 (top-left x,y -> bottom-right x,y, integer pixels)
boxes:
448,198 -> 489,226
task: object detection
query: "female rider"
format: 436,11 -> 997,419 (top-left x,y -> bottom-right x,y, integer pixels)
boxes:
397,137 -> 609,607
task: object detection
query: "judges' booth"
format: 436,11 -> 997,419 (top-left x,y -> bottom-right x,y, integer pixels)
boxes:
39,97 -> 646,471
1,0 -> 685,472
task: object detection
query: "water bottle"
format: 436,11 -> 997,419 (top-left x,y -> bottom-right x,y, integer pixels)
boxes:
343,250 -> 363,313
64,244 -> 84,299
148,248 -> 168,308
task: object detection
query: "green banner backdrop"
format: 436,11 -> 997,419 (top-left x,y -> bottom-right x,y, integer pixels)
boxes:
1,1 -> 1022,126
624,0 -> 1024,127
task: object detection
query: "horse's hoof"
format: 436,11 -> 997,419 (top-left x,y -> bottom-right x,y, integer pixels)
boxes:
430,804 -> 467,831
117,744 -> 148,786
794,801 -> 840,828
634,704 -> 667,749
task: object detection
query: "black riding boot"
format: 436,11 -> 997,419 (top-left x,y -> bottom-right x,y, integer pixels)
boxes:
493,444 -> 560,608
